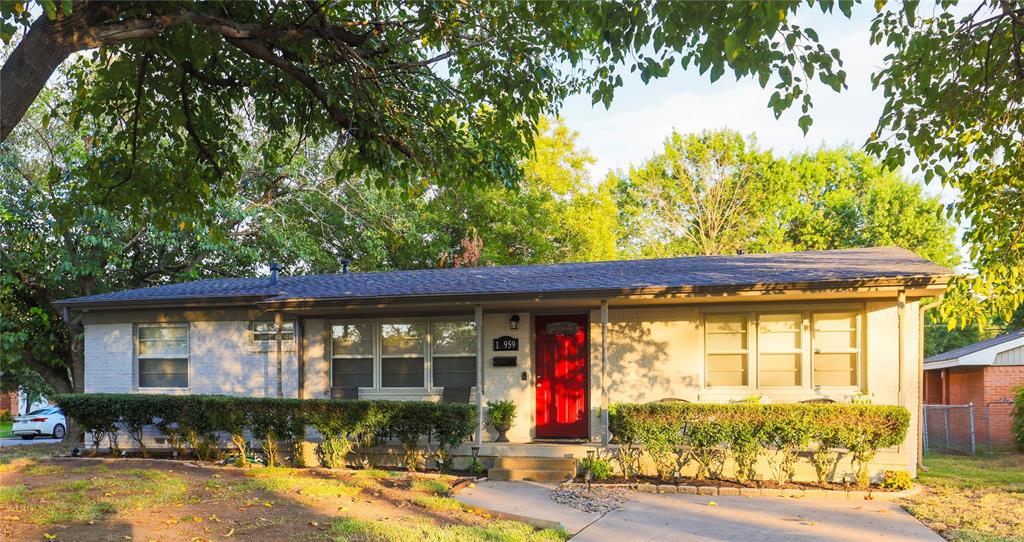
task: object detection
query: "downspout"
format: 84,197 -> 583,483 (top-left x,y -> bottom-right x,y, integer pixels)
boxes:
297,317 -> 305,399
475,304 -> 484,445
897,289 -> 906,396
918,295 -> 943,472
275,310 -> 284,398
600,300 -> 609,446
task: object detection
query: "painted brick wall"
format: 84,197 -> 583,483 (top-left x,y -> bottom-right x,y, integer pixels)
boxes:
983,365 -> 1024,445
83,323 -> 134,393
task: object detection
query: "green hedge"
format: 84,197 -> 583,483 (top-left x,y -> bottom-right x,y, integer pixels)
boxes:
609,402 -> 910,487
54,394 -> 476,469
1013,386 -> 1024,451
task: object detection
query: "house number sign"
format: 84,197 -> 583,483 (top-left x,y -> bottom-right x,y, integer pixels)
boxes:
493,336 -> 519,351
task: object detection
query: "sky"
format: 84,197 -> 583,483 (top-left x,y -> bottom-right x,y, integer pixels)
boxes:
555,4 -> 969,269
558,5 -> 952,203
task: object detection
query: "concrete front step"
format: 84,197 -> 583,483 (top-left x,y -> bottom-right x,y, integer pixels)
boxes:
488,468 -> 576,483
493,456 -> 577,471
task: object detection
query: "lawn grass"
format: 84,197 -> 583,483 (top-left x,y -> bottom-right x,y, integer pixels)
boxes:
903,453 -> 1024,542
1,465 -> 190,524
330,517 -> 570,542
412,478 -> 451,496
0,421 -> 13,438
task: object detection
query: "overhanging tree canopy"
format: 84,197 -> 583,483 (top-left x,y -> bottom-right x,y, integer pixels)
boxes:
1,0 -> 847,217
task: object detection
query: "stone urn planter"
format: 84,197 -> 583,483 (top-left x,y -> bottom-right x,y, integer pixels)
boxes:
487,400 -> 517,444
493,422 -> 511,443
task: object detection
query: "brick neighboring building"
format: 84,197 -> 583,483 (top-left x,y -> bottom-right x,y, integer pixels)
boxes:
924,329 -> 1024,446
0,391 -> 19,417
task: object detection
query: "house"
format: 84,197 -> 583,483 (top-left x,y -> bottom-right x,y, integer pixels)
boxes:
55,247 -> 950,479
924,329 -> 1024,447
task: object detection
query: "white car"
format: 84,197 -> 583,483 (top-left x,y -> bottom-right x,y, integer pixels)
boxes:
11,407 -> 66,440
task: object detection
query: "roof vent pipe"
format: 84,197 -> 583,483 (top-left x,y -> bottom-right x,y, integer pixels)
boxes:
342,259 -> 351,274
269,263 -> 280,286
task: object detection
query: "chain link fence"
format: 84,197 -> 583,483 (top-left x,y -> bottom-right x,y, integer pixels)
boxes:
923,403 -> 976,455
983,399 -> 1016,451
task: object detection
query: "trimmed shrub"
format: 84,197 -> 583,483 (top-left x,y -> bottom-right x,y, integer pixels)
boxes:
54,394 -> 476,470
609,402 -> 910,485
578,454 -> 614,480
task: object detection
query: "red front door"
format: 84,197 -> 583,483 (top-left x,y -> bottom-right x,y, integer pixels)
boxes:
535,314 -> 589,439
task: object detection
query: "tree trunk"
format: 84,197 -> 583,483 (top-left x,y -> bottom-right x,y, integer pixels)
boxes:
0,15 -> 75,142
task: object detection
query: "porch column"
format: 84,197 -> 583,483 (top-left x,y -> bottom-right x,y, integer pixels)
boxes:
475,304 -> 484,444
275,311 -> 284,398
600,299 -> 609,445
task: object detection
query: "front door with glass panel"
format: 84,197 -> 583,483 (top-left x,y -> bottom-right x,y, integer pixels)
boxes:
534,314 -> 589,439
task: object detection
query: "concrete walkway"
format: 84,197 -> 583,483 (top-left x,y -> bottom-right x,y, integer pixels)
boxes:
455,481 -> 944,541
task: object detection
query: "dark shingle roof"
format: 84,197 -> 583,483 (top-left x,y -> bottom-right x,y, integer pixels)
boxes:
54,247 -> 951,309
925,328 -> 1024,363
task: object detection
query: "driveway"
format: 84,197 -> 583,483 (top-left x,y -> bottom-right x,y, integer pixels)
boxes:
0,437 -> 63,447
456,481 -> 943,542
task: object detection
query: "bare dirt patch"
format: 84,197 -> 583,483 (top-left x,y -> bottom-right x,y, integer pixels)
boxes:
0,457 -> 544,542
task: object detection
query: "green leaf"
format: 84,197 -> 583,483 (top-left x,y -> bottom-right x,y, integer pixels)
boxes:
798,114 -> 813,134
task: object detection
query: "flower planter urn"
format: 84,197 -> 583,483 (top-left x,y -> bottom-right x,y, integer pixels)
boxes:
494,422 -> 511,443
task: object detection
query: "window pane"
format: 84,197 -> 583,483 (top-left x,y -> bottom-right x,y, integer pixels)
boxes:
382,357 -> 424,387
814,330 -> 855,351
139,326 -> 187,341
381,323 -> 425,356
707,315 -> 747,333
758,353 -> 801,386
813,353 -> 857,386
814,313 -> 857,331
707,354 -> 747,386
706,331 -> 747,352
706,315 -> 747,353
332,357 -> 373,388
138,325 -> 188,357
332,324 -> 373,356
139,358 -> 188,388
432,321 -> 476,355
433,356 -> 477,388
758,314 -> 801,351
253,322 -> 295,342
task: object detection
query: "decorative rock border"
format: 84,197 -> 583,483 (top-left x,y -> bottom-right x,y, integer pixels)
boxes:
579,482 -> 922,501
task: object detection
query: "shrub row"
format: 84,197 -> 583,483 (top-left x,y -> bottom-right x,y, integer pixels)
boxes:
54,394 -> 476,470
609,402 -> 910,487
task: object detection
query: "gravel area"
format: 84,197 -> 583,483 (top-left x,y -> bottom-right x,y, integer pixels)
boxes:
550,483 -> 631,514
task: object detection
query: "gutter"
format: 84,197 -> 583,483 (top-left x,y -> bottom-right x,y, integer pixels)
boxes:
51,275 -> 952,312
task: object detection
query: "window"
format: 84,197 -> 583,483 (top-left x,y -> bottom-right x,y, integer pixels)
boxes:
137,324 -> 189,388
251,321 -> 295,342
432,320 -> 477,388
812,312 -> 860,387
705,315 -> 749,386
331,324 -> 374,388
330,317 -> 478,391
757,314 -> 803,387
704,309 -> 861,390
380,323 -> 426,388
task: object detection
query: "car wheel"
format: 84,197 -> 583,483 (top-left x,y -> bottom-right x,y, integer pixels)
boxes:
52,424 -> 66,440
20,435 -> 35,440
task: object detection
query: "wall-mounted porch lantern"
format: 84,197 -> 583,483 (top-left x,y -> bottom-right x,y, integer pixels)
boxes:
509,314 -> 520,330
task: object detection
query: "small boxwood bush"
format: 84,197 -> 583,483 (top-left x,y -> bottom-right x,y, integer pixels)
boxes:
54,394 -> 475,469
610,402 -> 910,487
879,470 -> 913,490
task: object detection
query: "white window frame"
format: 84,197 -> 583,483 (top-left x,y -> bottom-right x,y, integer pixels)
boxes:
703,313 -> 752,389
329,321 -> 376,389
702,305 -> 863,392
135,323 -> 190,390
329,316 -> 476,392
810,312 -> 863,389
